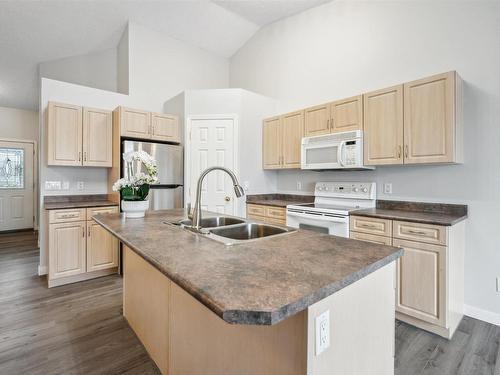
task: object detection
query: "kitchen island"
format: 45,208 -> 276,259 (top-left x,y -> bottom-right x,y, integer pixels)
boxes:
94,209 -> 403,375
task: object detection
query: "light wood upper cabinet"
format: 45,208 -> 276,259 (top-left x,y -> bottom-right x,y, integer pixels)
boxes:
394,238 -> 446,327
47,102 -> 113,167
404,71 -> 461,164
330,95 -> 363,133
49,221 -> 86,280
151,113 -> 180,143
83,107 -> 112,167
47,102 -> 83,166
87,220 -> 118,272
119,107 -> 151,139
262,116 -> 282,169
304,104 -> 330,137
363,85 -> 404,165
282,111 -> 304,168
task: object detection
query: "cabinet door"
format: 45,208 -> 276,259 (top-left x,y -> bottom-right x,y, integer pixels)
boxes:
49,221 -> 86,280
394,238 -> 446,327
282,111 -> 304,169
330,95 -> 363,133
262,117 -> 282,169
363,85 -> 404,165
304,104 -> 330,137
151,113 -> 180,143
119,107 -> 151,139
47,102 -> 83,166
87,220 -> 118,272
82,107 -> 112,167
403,71 -> 456,164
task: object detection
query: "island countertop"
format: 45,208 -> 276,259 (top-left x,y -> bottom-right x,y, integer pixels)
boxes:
94,209 -> 403,326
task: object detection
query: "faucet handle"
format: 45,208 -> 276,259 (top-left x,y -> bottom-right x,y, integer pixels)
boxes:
187,203 -> 193,219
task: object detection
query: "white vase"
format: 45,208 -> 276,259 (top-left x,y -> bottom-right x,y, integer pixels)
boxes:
121,199 -> 150,218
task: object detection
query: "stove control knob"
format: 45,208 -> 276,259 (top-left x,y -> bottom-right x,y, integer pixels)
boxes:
353,187 -> 359,192
324,186 -> 329,191
362,187 -> 368,193
318,186 -> 323,191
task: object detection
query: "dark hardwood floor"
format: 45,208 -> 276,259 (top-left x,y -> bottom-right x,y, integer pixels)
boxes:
0,230 -> 498,374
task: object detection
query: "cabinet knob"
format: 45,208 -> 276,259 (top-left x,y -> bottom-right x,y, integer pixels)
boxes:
225,196 -> 231,202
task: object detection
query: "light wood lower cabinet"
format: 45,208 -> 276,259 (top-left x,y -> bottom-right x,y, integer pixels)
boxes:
350,215 -> 465,339
247,204 -> 286,226
47,206 -> 119,287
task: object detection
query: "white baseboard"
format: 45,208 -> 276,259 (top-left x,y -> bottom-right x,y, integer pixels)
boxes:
464,304 -> 500,327
38,265 -> 47,276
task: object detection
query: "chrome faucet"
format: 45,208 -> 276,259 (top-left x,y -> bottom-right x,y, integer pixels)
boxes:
188,167 -> 245,230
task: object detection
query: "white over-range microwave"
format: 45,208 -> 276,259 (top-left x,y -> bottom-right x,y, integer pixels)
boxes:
301,130 -> 374,170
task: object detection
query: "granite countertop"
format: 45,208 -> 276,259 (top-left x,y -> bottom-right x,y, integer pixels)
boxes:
44,194 -> 118,210
246,193 -> 314,208
352,200 -> 468,226
93,209 -> 402,326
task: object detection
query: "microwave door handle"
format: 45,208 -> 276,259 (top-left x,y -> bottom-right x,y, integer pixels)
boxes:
287,211 -> 347,223
337,141 -> 346,167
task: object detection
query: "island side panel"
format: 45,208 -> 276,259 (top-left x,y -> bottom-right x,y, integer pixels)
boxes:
123,247 -> 170,374
123,245 -> 307,375
307,262 -> 396,375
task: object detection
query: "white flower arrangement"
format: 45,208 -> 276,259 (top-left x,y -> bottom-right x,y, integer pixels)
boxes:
113,151 -> 159,201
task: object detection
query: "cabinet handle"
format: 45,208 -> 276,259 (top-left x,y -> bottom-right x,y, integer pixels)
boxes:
330,118 -> 334,129
83,152 -> 87,162
82,227 -> 85,238
360,223 -> 376,229
407,229 -> 427,236
397,146 -> 402,159
78,152 -> 82,162
405,145 -> 409,158
88,227 -> 91,237
327,118 -> 330,129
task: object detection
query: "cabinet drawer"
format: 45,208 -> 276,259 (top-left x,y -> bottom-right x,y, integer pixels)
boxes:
266,206 -> 286,220
49,208 -> 86,224
87,206 -> 119,221
350,216 -> 392,237
393,221 -> 447,246
265,217 -> 287,226
350,231 -> 392,246
247,204 -> 266,217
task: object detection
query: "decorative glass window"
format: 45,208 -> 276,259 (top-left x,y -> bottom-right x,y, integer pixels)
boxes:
0,148 -> 24,189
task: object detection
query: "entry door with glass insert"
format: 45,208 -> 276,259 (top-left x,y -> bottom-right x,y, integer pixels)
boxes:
0,141 -> 34,231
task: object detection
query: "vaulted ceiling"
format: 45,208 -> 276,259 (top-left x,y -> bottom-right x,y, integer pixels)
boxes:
0,0 -> 332,110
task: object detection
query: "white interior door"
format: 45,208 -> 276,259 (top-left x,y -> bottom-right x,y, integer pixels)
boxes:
189,117 -> 236,215
0,141 -> 34,231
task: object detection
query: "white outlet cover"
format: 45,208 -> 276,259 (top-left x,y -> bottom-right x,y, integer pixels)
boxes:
384,183 -> 393,194
77,181 -> 85,190
315,310 -> 330,355
297,181 -> 302,191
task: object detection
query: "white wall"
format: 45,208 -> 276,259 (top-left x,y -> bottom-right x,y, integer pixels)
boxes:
117,25 -> 129,95
230,1 -> 500,321
165,89 -> 278,216
128,23 -> 230,112
0,106 -> 38,141
39,48 -> 118,93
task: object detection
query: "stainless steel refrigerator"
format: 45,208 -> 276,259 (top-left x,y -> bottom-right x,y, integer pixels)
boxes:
122,140 -> 183,210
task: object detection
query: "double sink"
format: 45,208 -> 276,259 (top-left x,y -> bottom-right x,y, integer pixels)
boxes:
169,216 -> 296,245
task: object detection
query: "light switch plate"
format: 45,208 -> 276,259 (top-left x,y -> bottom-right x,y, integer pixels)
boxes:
77,181 -> 84,190
315,310 -> 330,355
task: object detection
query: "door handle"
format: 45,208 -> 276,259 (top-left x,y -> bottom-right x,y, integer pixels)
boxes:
225,196 -> 231,202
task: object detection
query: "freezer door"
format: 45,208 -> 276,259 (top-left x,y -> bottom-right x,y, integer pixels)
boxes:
149,186 -> 184,210
122,140 -> 183,185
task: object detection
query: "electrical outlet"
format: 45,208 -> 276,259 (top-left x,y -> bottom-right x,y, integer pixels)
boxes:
384,183 -> 393,194
243,181 -> 250,191
77,181 -> 85,190
62,181 -> 70,190
315,310 -> 330,355
45,181 -> 61,190
297,181 -> 302,191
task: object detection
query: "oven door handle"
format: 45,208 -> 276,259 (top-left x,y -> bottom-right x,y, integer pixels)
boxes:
286,210 -> 348,223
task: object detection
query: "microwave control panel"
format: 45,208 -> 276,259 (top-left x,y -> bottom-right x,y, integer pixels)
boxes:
343,140 -> 359,166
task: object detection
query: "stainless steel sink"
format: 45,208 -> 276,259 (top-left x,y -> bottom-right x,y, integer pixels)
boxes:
209,223 -> 295,244
171,216 -> 245,228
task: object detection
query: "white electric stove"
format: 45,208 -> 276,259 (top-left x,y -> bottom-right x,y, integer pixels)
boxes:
286,182 -> 376,237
